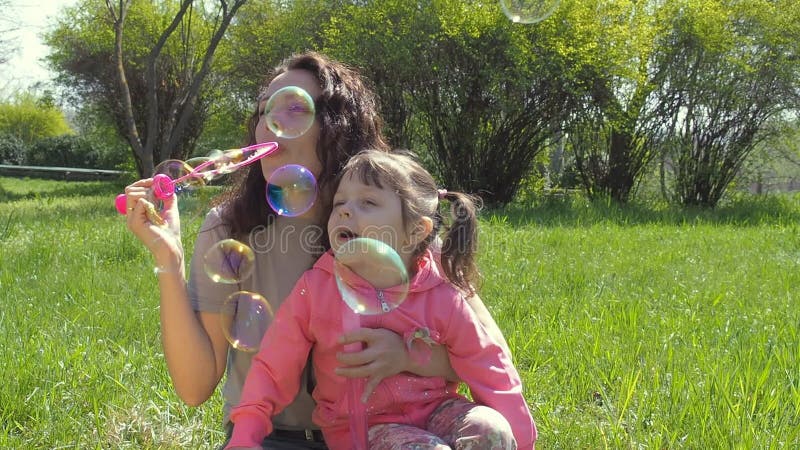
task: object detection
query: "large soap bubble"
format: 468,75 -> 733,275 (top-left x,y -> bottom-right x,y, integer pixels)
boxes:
333,237 -> 409,315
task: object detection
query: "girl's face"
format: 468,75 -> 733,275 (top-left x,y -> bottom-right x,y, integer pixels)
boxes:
328,173 -> 430,269
257,69 -> 323,187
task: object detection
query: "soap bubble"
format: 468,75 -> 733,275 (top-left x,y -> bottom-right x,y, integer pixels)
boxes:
264,86 -> 316,139
500,0 -> 560,24
266,164 -> 318,217
154,159 -> 203,194
220,291 -> 274,353
333,237 -> 409,315
203,239 -> 256,284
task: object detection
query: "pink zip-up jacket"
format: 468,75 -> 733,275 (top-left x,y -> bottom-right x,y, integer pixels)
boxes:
227,249 -> 536,450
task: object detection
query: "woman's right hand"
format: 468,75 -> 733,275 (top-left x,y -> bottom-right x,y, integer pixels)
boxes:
124,178 -> 183,268
335,327 -> 411,402
336,327 -> 457,401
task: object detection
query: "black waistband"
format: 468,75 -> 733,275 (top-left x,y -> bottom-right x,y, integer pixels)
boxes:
271,428 -> 325,443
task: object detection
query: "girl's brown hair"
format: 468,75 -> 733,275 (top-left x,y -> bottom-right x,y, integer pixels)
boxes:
336,150 -> 481,294
217,51 -> 390,241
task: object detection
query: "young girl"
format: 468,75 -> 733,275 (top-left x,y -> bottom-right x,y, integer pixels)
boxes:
226,150 -> 537,450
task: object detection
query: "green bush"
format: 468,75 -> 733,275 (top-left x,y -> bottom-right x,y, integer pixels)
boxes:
0,93 -> 73,146
26,135 -> 100,168
0,133 -> 28,165
94,142 -> 133,170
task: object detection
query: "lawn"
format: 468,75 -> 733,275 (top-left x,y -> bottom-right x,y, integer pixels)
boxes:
1,176 -> 798,449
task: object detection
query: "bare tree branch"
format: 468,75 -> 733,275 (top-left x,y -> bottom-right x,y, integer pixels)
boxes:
106,0 -> 149,175
102,0 -> 249,176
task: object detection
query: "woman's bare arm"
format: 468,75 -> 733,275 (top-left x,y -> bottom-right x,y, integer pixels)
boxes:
125,180 -> 229,406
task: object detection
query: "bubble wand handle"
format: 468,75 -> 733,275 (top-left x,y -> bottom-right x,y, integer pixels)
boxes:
342,308 -> 369,450
115,141 -> 279,215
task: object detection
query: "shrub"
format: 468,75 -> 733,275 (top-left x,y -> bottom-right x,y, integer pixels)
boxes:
0,93 -> 73,145
0,133 -> 28,165
94,142 -> 133,170
27,135 -> 100,168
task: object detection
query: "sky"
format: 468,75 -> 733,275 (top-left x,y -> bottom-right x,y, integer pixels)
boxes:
1,0 -> 78,95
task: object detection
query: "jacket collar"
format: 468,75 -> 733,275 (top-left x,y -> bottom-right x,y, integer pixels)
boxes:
315,248 -> 444,294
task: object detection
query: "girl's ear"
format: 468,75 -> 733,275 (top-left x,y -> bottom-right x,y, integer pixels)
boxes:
408,216 -> 434,246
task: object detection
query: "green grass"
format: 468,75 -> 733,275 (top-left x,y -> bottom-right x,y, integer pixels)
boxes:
2,176 -> 799,448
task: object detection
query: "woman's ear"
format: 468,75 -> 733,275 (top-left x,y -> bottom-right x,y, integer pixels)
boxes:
408,216 -> 434,246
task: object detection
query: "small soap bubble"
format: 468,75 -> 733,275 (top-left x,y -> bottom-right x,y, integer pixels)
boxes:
333,237 -> 409,315
500,0 -> 560,24
264,86 -> 316,139
266,164 -> 318,217
220,291 -> 274,353
154,159 -> 203,193
203,239 -> 256,284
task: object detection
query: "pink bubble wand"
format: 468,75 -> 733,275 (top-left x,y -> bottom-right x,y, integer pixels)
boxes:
115,141 -> 278,215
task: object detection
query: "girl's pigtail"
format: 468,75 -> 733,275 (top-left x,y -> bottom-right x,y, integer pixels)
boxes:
439,191 -> 481,294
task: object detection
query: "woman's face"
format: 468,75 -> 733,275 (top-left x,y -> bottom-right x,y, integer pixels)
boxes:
256,69 -> 323,183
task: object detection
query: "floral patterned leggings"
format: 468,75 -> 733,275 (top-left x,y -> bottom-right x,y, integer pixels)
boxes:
367,398 -> 517,450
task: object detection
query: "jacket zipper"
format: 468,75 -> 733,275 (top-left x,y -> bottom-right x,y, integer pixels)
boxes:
377,290 -> 390,312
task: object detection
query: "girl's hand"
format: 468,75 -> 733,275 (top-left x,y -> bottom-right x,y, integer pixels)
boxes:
335,327 -> 410,402
124,178 -> 183,270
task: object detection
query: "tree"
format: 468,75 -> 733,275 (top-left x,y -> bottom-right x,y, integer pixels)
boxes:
559,0 -> 668,203
652,0 -> 800,207
321,0 -> 575,206
208,0 -> 800,206
225,0 -> 333,98
217,0 -> 332,153
320,0 -> 430,149
0,0 -> 17,66
70,101 -> 132,169
47,0 -> 248,177
737,116 -> 800,193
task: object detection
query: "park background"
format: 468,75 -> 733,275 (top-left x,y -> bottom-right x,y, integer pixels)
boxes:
1,0 -> 799,448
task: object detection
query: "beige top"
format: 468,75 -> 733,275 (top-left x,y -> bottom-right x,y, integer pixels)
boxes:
188,207 -> 325,429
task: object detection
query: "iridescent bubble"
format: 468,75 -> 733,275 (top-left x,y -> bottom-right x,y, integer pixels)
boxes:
333,237 -> 409,315
203,239 -> 256,284
220,291 -> 274,353
190,142 -> 279,183
266,164 -> 318,217
212,148 -> 247,175
182,149 -> 243,180
154,159 -> 204,194
500,0 -> 560,24
185,156 -> 217,183
206,149 -> 225,160
264,86 -> 316,139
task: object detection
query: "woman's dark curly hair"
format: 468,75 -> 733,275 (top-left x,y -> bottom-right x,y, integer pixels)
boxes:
215,51 -> 390,242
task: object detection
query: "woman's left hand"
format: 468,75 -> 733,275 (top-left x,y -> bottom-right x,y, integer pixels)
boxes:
335,327 -> 409,402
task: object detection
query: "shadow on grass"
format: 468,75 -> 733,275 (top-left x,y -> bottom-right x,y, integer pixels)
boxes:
488,191 -> 800,227
0,177 -> 129,202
